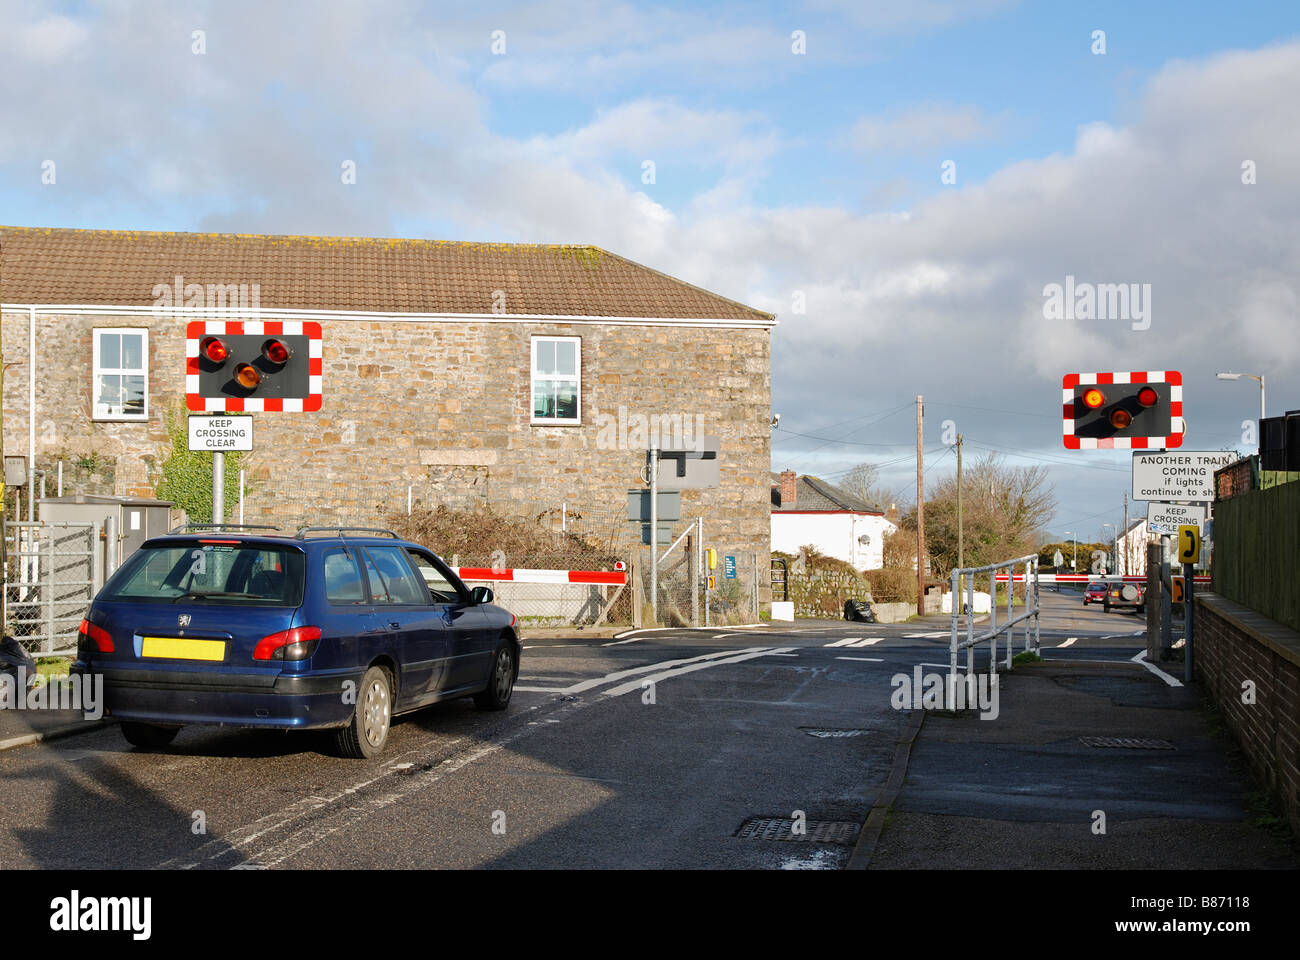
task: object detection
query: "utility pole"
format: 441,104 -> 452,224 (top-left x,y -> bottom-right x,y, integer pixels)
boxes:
956,433 -> 964,610
1122,493 -> 1128,576
916,396 -> 925,617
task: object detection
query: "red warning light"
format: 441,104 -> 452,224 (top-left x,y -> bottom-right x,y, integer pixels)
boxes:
1137,386 -> 1158,407
201,337 -> 228,364
1082,388 -> 1105,409
261,338 -> 292,365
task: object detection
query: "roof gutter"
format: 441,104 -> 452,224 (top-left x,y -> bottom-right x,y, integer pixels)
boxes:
1,303 -> 777,329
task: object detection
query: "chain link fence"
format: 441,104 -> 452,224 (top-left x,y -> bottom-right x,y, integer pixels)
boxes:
2,521 -> 96,655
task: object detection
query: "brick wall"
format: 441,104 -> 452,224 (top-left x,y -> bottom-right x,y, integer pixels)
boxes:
2,309 -> 772,595
1195,592 -> 1300,836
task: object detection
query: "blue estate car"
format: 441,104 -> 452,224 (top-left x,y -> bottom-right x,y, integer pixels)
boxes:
73,526 -> 520,758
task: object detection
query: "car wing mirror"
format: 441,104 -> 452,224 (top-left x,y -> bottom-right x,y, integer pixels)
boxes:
470,586 -> 494,605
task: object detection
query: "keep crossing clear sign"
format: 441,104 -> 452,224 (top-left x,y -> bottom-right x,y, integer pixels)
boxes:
1147,502 -> 1207,535
188,415 -> 254,452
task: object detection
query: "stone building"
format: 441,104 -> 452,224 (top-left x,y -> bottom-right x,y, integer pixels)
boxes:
0,226 -> 775,581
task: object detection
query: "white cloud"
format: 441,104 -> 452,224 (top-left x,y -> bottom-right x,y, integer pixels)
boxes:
850,104 -> 1005,153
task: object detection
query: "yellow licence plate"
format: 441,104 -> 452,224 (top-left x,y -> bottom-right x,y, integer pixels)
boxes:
141,637 -> 226,662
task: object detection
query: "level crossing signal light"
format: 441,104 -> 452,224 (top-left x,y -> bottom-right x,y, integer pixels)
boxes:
187,321 -> 323,412
1062,372 -> 1182,449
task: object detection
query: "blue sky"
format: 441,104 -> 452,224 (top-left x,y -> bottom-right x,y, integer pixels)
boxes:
4,0 -> 1300,540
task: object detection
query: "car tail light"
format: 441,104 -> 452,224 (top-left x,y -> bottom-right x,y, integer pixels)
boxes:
1082,388 -> 1105,409
253,626 -> 321,661
201,336 -> 229,365
1110,409 -> 1133,428
235,363 -> 261,389
261,338 -> 292,365
1137,386 -> 1158,407
78,618 -> 114,653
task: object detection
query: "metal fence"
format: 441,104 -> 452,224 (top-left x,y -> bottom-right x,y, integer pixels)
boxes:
2,521 -> 97,655
948,554 -> 1040,707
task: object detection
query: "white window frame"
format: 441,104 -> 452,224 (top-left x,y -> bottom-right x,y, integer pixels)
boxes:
530,335 -> 582,426
92,327 -> 149,421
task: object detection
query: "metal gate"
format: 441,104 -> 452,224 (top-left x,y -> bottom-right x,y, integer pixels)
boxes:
2,521 -> 96,655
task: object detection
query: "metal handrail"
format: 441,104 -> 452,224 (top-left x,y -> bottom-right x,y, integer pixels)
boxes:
948,553 -> 1041,708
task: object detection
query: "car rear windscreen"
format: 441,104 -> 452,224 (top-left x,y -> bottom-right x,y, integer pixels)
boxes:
100,542 -> 306,606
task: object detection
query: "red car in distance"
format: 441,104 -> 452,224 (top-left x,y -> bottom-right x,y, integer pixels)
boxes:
1083,581 -> 1109,605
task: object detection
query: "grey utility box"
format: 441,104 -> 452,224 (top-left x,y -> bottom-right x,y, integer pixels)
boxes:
38,495 -> 174,592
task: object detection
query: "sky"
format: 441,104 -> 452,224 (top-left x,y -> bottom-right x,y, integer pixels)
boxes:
3,0 -> 1299,541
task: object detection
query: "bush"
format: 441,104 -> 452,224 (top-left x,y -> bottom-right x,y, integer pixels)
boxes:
863,568 -> 917,604
384,504 -> 621,570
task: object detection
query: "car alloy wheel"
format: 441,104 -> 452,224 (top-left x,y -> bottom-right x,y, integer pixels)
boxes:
362,674 -> 391,748
493,648 -> 513,702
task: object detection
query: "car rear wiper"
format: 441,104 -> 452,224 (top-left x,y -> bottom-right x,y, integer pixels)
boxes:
171,591 -> 262,602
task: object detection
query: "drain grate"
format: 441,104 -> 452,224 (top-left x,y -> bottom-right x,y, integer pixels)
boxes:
1079,736 -> 1174,750
801,728 -> 869,738
734,817 -> 860,844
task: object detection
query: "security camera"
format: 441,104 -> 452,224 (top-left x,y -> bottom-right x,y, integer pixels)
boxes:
770,413 -> 781,428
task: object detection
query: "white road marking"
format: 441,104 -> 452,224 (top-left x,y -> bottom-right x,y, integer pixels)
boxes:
558,646 -> 772,696
602,647 -> 796,697
824,638 -> 860,647
835,656 -> 884,662
601,638 -> 640,646
1056,637 -> 1078,648
919,662 -> 967,671
156,738 -> 468,869
513,686 -> 575,693
1130,650 -> 1183,687
903,631 -> 950,639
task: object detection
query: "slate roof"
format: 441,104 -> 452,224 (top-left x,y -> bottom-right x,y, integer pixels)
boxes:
0,225 -> 774,322
771,473 -> 883,513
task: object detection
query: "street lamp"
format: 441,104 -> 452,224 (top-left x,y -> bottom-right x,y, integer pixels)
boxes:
1103,523 -> 1118,575
1216,372 -> 1266,449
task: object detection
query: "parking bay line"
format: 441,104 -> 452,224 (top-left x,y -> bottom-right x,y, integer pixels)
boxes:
835,657 -> 884,662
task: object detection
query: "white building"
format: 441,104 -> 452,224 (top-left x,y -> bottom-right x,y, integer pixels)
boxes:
770,471 -> 897,570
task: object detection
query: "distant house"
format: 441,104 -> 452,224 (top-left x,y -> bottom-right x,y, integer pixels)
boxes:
1116,518 -> 1157,576
770,470 -> 896,570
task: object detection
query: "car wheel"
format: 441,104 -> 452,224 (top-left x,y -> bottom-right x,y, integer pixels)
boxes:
335,665 -> 392,759
473,643 -> 515,711
120,721 -> 180,749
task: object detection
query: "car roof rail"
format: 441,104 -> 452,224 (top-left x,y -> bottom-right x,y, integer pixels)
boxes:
168,523 -> 284,535
294,526 -> 401,539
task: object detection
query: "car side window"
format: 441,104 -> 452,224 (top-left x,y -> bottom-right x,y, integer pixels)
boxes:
324,548 -> 366,604
362,546 -> 427,605
405,549 -> 463,603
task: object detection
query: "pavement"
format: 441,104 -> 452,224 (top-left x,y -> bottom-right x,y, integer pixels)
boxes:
0,704 -> 103,752
861,604 -> 1299,869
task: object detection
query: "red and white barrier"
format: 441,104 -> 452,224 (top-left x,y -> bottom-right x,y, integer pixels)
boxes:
453,567 -> 627,586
